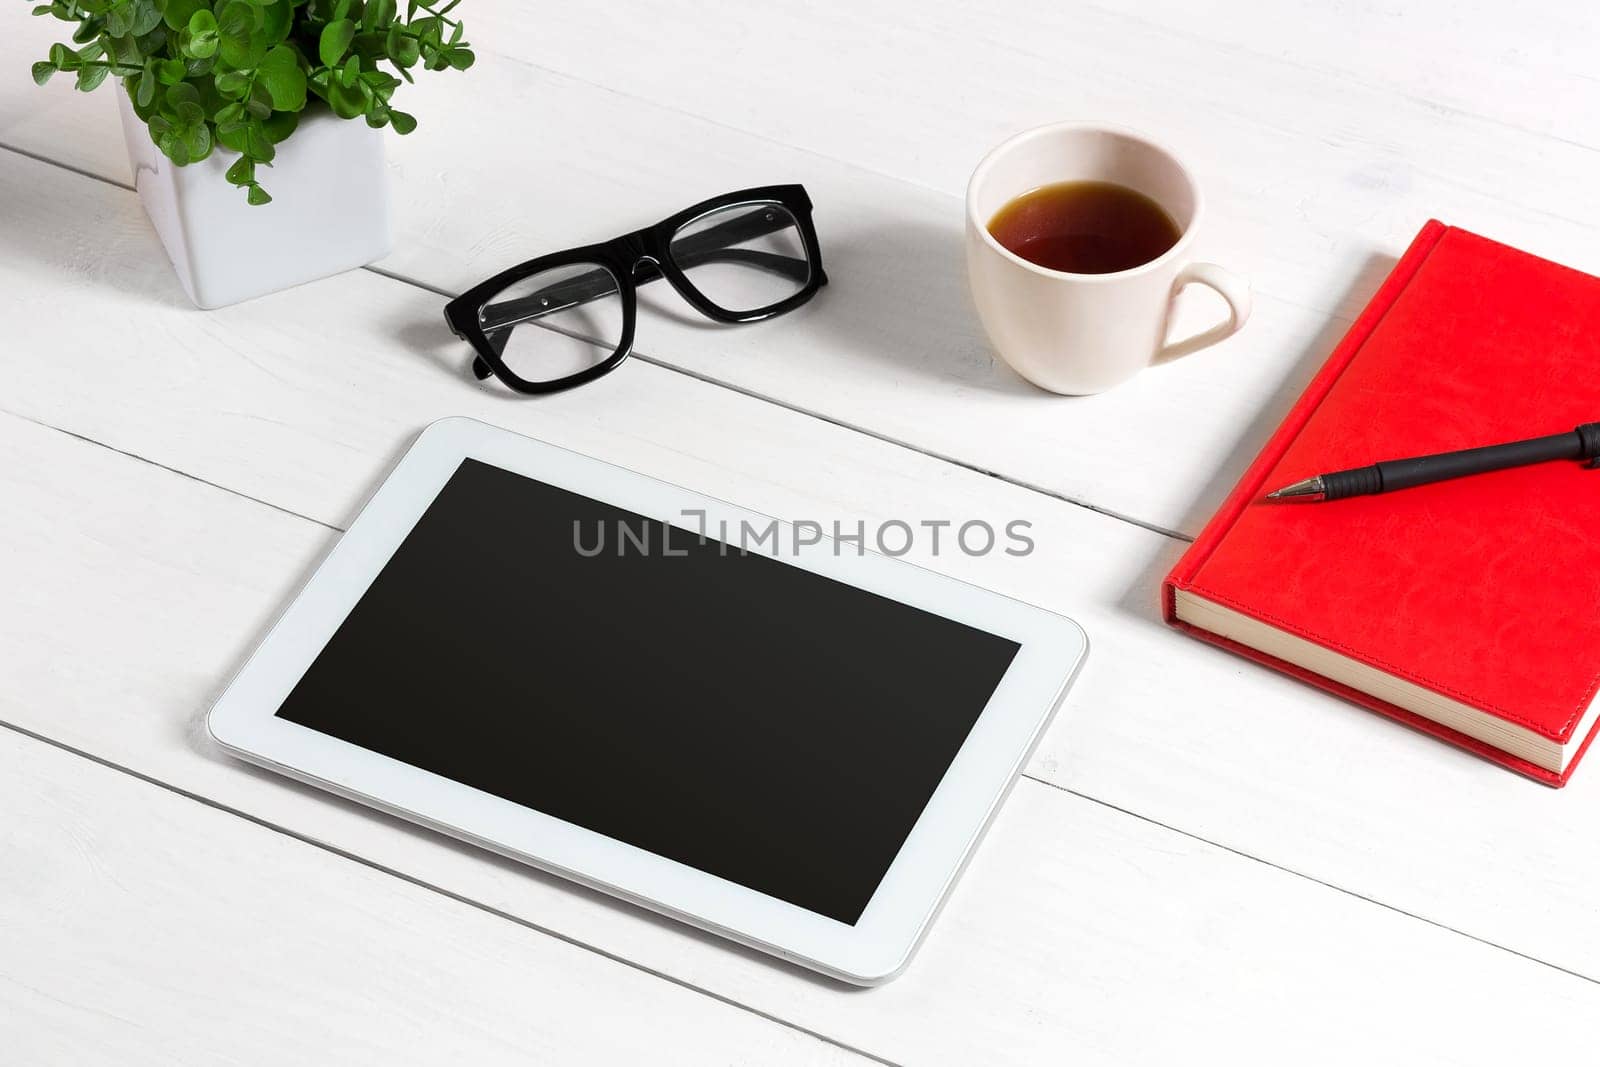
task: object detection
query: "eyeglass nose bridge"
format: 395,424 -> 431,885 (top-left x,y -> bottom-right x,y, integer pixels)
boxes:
614,230 -> 665,286
630,256 -> 665,286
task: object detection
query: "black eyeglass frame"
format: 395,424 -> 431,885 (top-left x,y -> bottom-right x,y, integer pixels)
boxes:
444,184 -> 827,395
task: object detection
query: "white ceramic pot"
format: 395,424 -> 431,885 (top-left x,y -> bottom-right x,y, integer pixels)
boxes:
116,88 -> 393,309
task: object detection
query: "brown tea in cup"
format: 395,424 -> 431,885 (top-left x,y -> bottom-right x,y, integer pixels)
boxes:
987,180 -> 1180,274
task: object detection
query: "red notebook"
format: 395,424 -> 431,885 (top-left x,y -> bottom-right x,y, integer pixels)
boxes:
1164,221 -> 1600,786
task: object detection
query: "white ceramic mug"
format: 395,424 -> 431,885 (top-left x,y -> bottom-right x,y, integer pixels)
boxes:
965,122 -> 1251,395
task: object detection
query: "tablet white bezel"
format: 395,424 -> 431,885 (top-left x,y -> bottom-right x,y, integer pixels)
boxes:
208,417 -> 1087,984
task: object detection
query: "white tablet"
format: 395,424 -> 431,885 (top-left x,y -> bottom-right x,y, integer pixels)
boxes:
209,417 -> 1086,983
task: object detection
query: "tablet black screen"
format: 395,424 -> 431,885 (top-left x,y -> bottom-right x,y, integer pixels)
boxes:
276,459 -> 1020,924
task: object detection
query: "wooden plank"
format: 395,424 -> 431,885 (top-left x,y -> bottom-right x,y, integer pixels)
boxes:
5,412 -> 1600,1064
1081,0 -> 1600,147
7,8 -> 1598,535
0,726 -> 866,1065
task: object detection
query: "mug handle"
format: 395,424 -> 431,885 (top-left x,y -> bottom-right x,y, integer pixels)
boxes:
1156,263 -> 1253,363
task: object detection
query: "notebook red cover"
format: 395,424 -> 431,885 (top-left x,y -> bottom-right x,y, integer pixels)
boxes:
1163,221 -> 1600,786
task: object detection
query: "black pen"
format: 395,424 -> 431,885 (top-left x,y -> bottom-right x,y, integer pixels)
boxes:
1267,422 -> 1600,502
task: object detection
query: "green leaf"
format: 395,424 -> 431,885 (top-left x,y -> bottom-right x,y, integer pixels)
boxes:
219,0 -> 264,33
387,28 -> 418,67
324,76 -> 364,118
218,1 -> 269,68
319,18 -> 355,67
225,154 -> 253,185
246,182 -> 272,206
48,42 -> 82,72
262,107 -> 298,143
161,0 -> 205,31
444,46 -> 473,70
257,44 -> 305,111
164,130 -> 191,165
216,120 -> 247,152
338,53 -> 359,88
246,79 -> 273,118
110,32 -> 145,66
135,24 -> 170,52
214,69 -> 249,96
361,0 -> 394,31
76,63 -> 111,91
165,81 -> 201,108
31,61 -> 54,86
222,36 -> 269,67
136,67 -> 157,105
188,122 -> 213,158
388,108 -> 415,134
244,121 -> 274,161
157,57 -> 187,83
105,1 -> 136,37
195,75 -> 230,113
360,69 -> 400,93
131,0 -> 163,35
182,9 -> 219,58
260,0 -> 291,43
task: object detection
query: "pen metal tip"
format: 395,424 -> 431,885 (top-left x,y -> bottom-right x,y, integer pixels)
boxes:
1265,476 -> 1327,502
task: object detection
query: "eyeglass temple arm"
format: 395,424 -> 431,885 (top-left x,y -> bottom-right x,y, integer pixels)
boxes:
474,208 -> 813,378
481,247 -> 808,335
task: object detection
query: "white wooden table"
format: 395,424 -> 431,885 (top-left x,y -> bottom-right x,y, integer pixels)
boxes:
5,3 -> 1600,1062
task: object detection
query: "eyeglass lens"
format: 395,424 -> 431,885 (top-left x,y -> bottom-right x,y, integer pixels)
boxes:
669,202 -> 811,314
477,262 -> 625,385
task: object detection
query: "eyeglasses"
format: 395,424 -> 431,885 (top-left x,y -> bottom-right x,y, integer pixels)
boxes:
444,185 -> 827,394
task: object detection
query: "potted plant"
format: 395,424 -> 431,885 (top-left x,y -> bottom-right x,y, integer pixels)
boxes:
27,0 -> 474,308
